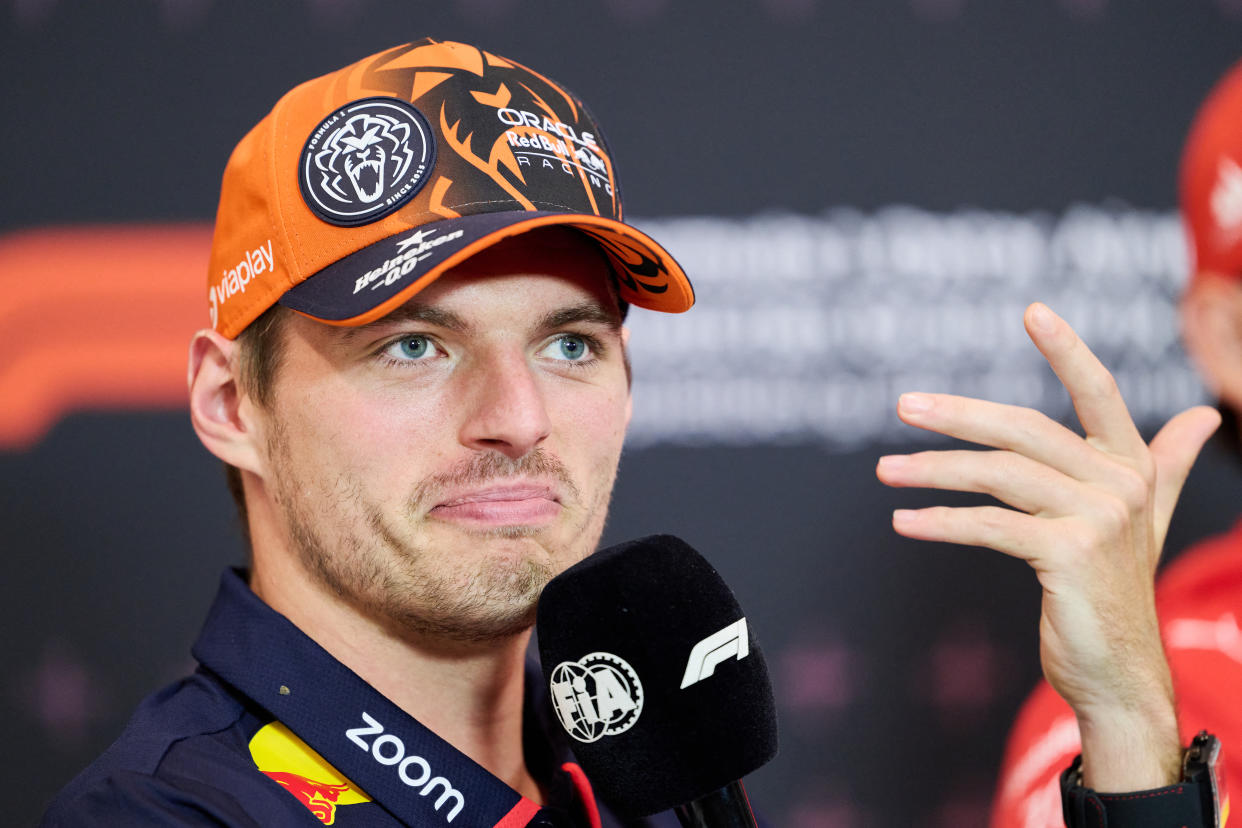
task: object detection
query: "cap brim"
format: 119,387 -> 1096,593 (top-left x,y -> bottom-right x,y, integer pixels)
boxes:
279,210 -> 694,326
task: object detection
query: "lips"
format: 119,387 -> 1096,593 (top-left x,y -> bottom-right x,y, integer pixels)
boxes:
430,483 -> 562,526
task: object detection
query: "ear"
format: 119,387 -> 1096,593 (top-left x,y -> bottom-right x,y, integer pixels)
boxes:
187,329 -> 264,474
1181,274 -> 1242,410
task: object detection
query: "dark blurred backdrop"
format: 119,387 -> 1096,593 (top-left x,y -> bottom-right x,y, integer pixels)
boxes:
4,2 -> 1241,825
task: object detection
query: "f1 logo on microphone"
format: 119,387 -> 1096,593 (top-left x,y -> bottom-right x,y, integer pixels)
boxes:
680,618 -> 750,689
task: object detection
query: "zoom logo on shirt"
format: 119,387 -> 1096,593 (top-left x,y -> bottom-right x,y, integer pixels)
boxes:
346,712 -> 465,822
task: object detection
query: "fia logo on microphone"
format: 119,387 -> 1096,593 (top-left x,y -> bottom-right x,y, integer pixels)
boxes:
549,652 -> 644,743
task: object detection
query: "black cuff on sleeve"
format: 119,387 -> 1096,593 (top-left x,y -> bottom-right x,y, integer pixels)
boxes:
1061,758 -> 1205,828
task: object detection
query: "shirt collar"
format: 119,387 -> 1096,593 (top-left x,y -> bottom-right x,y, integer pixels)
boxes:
192,568 -> 543,827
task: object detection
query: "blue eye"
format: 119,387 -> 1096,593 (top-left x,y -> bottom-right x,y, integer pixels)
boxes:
399,337 -> 428,358
558,336 -> 587,360
384,335 -> 439,362
545,335 -> 591,361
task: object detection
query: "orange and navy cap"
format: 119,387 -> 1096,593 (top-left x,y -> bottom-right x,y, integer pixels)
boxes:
206,38 -> 695,339
1180,58 -> 1242,281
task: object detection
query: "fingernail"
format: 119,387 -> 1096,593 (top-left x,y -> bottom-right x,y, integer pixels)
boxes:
1029,303 -> 1055,333
877,455 -> 909,473
893,509 -> 917,528
898,393 -> 931,414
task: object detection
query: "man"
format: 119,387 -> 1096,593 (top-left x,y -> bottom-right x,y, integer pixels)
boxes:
988,59 -> 1242,828
41,37 -> 1220,827
42,39 -> 693,827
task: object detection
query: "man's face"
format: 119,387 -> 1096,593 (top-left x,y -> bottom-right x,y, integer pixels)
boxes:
256,231 -> 631,642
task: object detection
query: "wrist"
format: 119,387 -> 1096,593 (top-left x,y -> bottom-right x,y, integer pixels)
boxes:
1061,731 -> 1227,828
1076,705 -> 1181,790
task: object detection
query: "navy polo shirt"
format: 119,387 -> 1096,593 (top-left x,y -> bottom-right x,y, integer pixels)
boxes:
42,569 -> 681,827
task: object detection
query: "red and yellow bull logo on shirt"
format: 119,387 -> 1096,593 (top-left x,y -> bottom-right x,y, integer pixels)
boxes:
249,721 -> 372,825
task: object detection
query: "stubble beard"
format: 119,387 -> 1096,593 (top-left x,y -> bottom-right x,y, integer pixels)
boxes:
267,423 -> 606,643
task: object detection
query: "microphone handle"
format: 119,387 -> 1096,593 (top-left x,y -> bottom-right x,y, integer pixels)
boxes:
672,780 -> 759,828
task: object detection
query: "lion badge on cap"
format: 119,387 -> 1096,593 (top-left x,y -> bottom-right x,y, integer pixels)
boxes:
300,97 -> 436,227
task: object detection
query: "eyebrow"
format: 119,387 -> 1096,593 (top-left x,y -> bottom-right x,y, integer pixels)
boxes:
339,298 -> 622,342
538,302 -> 623,332
338,304 -> 469,342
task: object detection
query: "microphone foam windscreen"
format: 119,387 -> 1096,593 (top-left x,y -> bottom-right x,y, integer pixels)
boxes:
536,535 -> 777,817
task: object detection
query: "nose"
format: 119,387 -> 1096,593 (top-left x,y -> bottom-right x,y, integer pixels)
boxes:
457,350 -> 552,460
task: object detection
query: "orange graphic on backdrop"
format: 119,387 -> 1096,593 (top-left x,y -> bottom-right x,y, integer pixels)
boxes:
0,225 -> 210,450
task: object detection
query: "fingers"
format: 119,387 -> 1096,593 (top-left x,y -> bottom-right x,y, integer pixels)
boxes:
891,505 -> 1053,562
895,304 -> 1187,492
1148,405 -> 1221,549
877,449 -> 1082,516
895,392 -> 1110,484
1023,303 -> 1147,459
882,304 -> 1213,570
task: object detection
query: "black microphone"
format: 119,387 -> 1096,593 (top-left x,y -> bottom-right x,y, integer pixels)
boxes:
535,535 -> 777,825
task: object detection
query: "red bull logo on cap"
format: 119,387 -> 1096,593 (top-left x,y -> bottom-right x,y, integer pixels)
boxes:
249,721 -> 372,825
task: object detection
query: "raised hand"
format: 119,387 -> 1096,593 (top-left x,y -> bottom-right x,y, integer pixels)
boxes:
876,302 -> 1221,791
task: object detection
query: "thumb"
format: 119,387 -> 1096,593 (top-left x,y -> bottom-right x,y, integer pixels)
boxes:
1150,405 -> 1222,551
